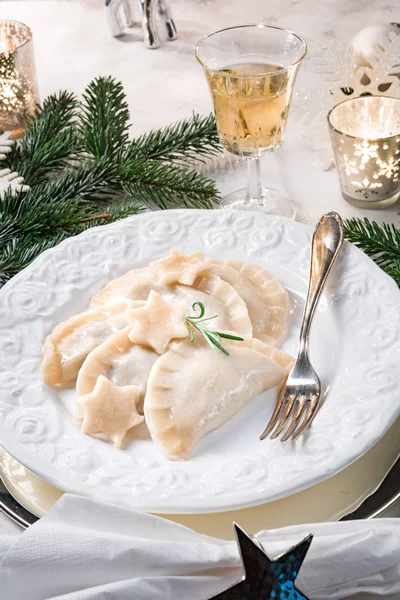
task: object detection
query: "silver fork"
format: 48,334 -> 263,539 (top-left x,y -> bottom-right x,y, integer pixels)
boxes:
260,211 -> 344,442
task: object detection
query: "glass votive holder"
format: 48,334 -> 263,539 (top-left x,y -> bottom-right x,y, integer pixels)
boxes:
0,20 -> 39,137
328,96 -> 400,209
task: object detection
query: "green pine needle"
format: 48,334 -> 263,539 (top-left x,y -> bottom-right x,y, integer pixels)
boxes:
119,158 -> 220,209
0,234 -> 69,285
125,113 -> 221,165
106,197 -> 144,221
386,259 -> 400,284
0,77 -> 223,283
4,91 -> 79,185
78,76 -> 130,160
0,160 -> 115,247
344,218 -> 400,284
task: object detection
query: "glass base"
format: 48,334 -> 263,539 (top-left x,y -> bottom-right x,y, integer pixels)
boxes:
342,189 -> 400,209
220,187 -> 296,218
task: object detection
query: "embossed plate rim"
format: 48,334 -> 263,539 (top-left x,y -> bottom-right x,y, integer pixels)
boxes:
0,209 -> 399,513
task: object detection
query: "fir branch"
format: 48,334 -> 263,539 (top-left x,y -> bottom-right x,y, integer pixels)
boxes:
29,157 -> 118,206
119,158 -> 220,209
78,76 -> 130,160
0,160 -> 117,245
0,198 -> 143,284
386,259 -> 400,285
0,217 -> 19,250
0,77 -> 223,283
125,113 -> 220,165
0,193 -> 91,244
0,165 -> 143,281
35,158 -> 119,206
107,197 -> 144,221
4,91 -> 79,185
0,234 -> 69,285
25,91 -> 78,147
344,218 -> 400,284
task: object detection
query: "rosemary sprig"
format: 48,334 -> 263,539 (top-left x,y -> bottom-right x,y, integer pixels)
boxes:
185,302 -> 244,356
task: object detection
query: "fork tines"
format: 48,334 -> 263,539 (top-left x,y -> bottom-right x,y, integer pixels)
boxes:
260,384 -> 320,442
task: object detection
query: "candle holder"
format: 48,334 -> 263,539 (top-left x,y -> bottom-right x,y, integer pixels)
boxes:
0,20 -> 39,138
328,96 -> 400,208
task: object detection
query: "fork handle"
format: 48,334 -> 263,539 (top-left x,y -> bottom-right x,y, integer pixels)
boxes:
299,212 -> 344,354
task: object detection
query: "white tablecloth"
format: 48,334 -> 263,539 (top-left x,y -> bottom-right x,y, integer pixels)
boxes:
3,0 -> 400,225
0,0 -> 399,533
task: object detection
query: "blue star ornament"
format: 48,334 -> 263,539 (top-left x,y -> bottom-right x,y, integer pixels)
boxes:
208,524 -> 312,600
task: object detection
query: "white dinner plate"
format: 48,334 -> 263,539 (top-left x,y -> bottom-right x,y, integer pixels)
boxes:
0,209 -> 399,513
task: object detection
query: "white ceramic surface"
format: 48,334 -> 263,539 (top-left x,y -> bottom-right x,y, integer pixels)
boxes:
0,0 -> 398,533
0,418 -> 398,538
0,209 -> 399,513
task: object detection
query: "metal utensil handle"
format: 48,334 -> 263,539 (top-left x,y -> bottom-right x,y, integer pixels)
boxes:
299,212 -> 344,354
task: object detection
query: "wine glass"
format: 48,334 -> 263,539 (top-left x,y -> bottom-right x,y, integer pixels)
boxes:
195,24 -> 306,216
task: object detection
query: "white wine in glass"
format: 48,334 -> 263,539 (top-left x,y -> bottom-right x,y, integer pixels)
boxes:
207,62 -> 290,156
195,25 -> 307,216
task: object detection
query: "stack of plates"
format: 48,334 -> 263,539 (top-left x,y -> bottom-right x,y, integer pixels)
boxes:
0,210 -> 399,535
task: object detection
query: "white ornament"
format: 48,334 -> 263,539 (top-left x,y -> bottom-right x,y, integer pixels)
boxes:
0,168 -> 30,200
330,30 -> 400,108
350,24 -> 400,70
291,27 -> 400,170
0,131 -> 14,161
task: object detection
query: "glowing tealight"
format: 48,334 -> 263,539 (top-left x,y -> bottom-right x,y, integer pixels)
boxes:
328,96 -> 400,209
0,20 -> 39,137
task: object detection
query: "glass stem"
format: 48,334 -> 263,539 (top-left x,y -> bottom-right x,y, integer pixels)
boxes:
246,157 -> 262,204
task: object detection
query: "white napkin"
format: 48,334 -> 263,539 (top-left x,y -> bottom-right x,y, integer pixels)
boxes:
0,494 -> 399,600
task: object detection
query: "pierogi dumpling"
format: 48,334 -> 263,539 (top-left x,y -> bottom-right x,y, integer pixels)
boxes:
41,299 -> 144,387
43,249 -> 292,458
144,338 -> 294,460
90,251 -> 210,306
90,251 -> 289,346
76,326 -> 158,417
199,258 -> 289,346
91,278 -> 252,338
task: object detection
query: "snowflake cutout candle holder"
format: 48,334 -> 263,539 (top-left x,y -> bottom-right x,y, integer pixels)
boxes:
328,96 -> 400,208
0,20 -> 39,137
290,30 -> 400,170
